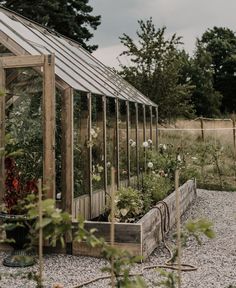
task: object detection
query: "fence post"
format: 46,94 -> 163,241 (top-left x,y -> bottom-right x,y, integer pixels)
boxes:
200,117 -> 205,141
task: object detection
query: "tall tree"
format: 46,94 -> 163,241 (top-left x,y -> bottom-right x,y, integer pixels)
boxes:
199,27 -> 236,113
189,41 -> 222,117
119,18 -> 194,120
0,0 -> 101,51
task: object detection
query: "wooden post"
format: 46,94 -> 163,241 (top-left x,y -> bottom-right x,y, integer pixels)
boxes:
233,113 -> 236,150
232,113 -> 236,183
150,106 -> 153,141
61,87 -> 74,215
103,96 -> 108,202
135,103 -> 139,188
110,167 -> 115,288
43,54 -> 56,199
175,169 -> 182,288
88,92 -> 93,219
200,117 -> 204,141
0,64 -> 5,202
38,179 -> 43,287
143,105 -> 147,172
126,101 -> 130,185
156,107 -> 159,150
115,98 -> 120,188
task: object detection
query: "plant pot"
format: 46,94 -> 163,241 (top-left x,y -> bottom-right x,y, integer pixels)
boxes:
0,213 -> 36,267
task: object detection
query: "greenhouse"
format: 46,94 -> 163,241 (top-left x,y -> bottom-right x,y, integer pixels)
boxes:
0,6 -> 158,220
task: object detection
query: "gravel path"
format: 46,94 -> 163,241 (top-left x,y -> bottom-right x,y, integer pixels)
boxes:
0,189 -> 235,288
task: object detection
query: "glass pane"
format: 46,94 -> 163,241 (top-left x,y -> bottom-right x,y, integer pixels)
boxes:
119,100 -> 128,186
106,98 -> 117,186
5,68 -> 43,183
130,103 -> 137,179
92,96 -> 104,191
73,92 -> 89,197
138,104 -> 145,173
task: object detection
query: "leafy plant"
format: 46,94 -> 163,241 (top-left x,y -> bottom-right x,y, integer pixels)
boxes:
142,174 -> 172,204
102,246 -> 145,288
111,187 -> 143,222
3,157 -> 38,214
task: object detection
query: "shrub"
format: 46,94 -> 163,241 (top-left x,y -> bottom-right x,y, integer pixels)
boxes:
143,174 -> 172,204
112,187 -> 143,222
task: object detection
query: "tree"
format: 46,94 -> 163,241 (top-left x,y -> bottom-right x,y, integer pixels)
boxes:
0,0 -> 101,52
119,18 -> 194,120
199,27 -> 236,113
189,41 -> 222,117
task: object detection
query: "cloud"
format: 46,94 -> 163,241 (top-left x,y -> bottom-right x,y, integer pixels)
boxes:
90,0 -> 236,68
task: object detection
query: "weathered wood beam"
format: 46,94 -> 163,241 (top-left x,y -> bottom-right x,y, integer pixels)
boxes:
43,54 -> 56,199
1,55 -> 45,68
61,87 -> 74,215
135,103 -> 139,188
88,92 -> 92,219
0,64 -> 5,202
126,101 -> 130,185
115,98 -> 120,187
103,96 -> 107,200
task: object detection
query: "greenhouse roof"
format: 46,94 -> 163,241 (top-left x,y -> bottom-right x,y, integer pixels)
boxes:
0,6 -> 157,107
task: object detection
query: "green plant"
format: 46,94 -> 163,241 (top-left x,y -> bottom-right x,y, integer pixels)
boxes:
143,174 -> 172,204
102,246 -> 145,288
111,187 -> 143,222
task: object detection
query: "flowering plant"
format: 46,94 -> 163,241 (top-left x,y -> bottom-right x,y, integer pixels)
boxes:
3,157 -> 38,215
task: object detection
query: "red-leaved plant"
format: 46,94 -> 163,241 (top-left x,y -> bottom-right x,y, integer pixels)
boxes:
4,157 -> 38,214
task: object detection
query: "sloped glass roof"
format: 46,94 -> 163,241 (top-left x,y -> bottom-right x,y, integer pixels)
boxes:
0,6 -> 157,106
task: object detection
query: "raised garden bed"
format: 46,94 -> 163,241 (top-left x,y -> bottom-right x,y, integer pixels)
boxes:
73,179 -> 197,259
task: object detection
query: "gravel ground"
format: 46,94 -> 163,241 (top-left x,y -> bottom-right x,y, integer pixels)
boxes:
0,189 -> 236,288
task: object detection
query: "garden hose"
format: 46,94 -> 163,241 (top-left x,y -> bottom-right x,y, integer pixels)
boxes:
143,201 -> 197,272
74,201 -> 197,288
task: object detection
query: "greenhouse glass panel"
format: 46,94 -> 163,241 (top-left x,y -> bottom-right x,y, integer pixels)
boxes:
106,97 -> 117,186
92,96 -> 105,191
73,92 -> 89,197
5,68 -> 43,185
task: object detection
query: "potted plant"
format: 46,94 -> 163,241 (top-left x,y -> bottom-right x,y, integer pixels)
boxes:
0,157 -> 38,267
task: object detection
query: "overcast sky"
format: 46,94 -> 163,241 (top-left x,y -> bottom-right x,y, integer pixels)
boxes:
89,0 -> 236,68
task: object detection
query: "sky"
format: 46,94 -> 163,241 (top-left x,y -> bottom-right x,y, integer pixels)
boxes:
89,0 -> 236,68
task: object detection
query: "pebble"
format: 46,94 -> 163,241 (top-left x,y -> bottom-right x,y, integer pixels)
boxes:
0,189 -> 235,288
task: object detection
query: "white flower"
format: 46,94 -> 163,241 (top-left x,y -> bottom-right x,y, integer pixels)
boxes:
90,128 -> 96,137
56,193 -> 61,200
177,155 -> 181,162
142,141 -> 149,148
147,139 -> 152,145
131,141 -> 136,148
191,157 -> 197,161
163,144 -> 167,150
129,139 -> 134,145
147,161 -> 154,169
107,161 -> 111,168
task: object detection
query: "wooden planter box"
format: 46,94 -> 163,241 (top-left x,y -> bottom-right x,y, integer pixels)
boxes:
73,179 -> 197,259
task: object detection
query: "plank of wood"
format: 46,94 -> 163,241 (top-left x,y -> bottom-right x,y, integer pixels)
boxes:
0,64 -> 5,202
73,241 -> 142,258
43,54 -> 56,199
1,55 -> 45,68
79,221 -> 142,244
61,87 -> 74,215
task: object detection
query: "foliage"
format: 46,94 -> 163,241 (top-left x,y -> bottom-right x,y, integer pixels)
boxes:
5,70 -> 43,182
3,157 -> 38,214
184,218 -> 215,245
119,18 -> 194,120
102,246 -> 145,288
199,26 -> 236,113
156,269 -> 177,288
0,0 -> 101,52
111,187 -> 143,223
190,41 -> 222,117
142,174 -> 172,205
